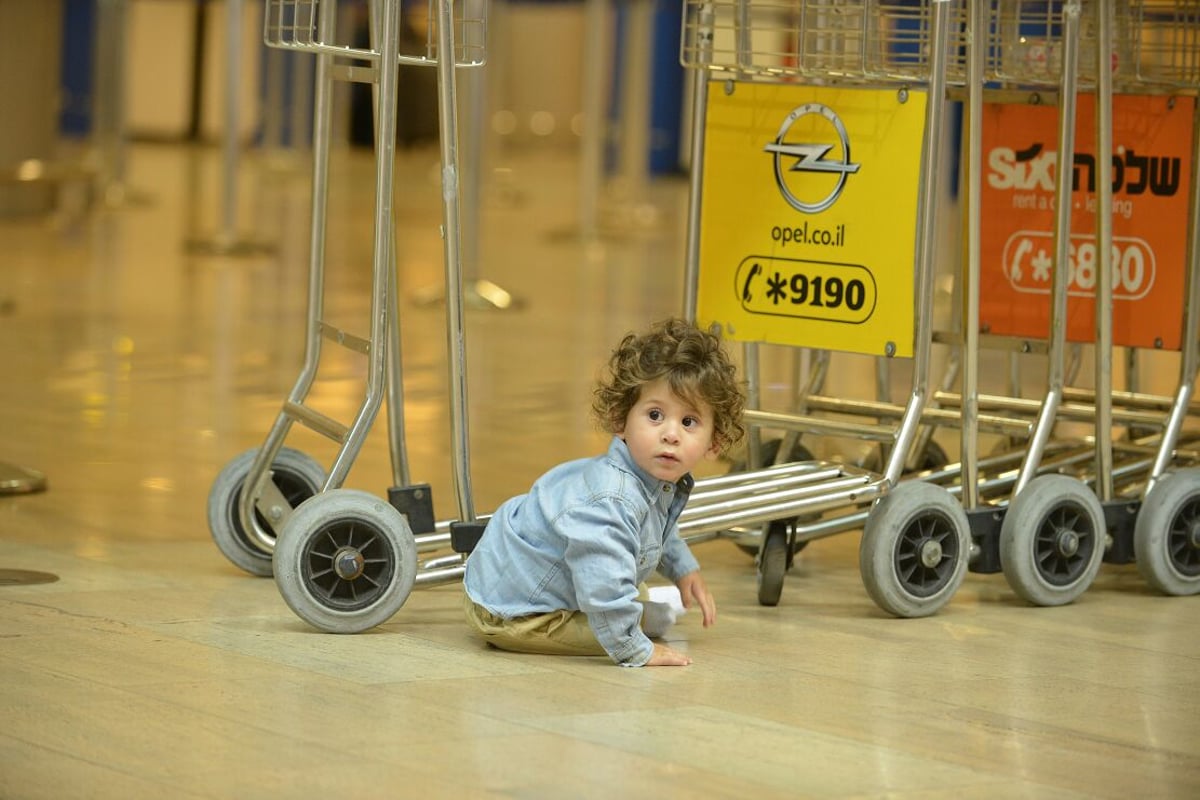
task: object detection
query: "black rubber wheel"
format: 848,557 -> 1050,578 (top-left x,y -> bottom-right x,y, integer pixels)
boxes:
1134,469 -> 1200,596
757,520 -> 789,607
1000,474 -> 1105,606
274,489 -> 418,633
207,447 -> 326,576
860,481 -> 971,617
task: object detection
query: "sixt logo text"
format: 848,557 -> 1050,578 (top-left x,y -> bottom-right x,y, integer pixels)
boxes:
987,143 -> 1181,196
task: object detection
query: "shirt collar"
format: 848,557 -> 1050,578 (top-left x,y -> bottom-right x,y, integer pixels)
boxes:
606,436 -> 694,498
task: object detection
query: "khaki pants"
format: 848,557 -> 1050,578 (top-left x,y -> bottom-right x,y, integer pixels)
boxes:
462,585 -> 650,657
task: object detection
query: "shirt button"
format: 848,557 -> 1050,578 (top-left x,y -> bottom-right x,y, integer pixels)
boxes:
662,484 -> 672,493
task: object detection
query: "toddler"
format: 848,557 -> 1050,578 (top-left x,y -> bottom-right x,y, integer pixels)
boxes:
463,318 -> 746,666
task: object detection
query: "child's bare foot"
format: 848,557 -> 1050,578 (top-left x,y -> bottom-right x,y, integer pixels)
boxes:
647,643 -> 692,666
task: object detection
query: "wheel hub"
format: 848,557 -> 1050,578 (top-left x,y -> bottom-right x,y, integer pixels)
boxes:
333,547 -> 365,580
1056,528 -> 1080,558
919,539 -> 943,569
1188,520 -> 1200,550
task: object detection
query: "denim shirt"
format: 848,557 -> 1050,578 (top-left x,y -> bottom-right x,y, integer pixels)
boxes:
463,436 -> 701,666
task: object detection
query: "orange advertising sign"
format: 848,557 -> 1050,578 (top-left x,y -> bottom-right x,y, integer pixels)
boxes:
979,94 -> 1194,350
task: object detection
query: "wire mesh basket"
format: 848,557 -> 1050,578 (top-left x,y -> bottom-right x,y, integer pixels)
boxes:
681,0 -> 1199,89
264,0 -> 486,67
680,0 -> 969,83
986,2 -> 1104,87
1120,0 -> 1199,87
988,1 -> 1199,89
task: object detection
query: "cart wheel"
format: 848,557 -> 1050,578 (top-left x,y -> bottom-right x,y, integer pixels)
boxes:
207,447 -> 326,576
756,520 -> 789,607
1000,474 -> 1105,606
273,489 -> 418,633
734,439 -> 816,558
1134,469 -> 1200,596
860,481 -> 970,618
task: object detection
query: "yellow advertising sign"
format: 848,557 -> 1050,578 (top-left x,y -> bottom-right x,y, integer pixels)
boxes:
697,82 -> 927,357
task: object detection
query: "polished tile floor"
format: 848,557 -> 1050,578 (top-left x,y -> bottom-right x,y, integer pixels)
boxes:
1,136 -> 1198,799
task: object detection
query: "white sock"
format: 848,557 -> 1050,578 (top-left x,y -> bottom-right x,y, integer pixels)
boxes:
642,586 -> 687,638
648,585 -> 687,616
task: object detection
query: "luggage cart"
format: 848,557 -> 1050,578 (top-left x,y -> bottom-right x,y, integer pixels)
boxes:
206,0 -> 488,631
681,0 -> 990,613
954,0 -> 1118,609
950,0 -> 1200,605
1052,0 -> 1200,598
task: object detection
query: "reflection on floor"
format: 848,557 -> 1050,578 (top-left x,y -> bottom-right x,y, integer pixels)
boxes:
1,140 -> 1198,798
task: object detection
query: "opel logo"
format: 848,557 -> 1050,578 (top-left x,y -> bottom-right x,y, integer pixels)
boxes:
765,103 -> 860,214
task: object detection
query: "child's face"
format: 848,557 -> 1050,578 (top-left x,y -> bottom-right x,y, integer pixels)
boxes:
618,377 -> 719,483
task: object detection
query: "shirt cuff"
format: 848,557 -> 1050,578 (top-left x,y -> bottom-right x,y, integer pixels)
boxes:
617,638 -> 655,667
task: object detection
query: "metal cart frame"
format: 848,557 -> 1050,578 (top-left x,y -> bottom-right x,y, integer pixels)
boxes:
207,0 -> 903,633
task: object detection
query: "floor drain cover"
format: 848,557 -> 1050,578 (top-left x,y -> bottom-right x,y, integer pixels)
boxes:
0,569 -> 59,586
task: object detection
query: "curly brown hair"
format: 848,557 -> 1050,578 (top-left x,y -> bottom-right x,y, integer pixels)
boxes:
592,318 -> 746,453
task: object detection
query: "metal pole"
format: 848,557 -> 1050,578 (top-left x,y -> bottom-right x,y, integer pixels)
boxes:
682,2 -> 714,320
961,0 -> 985,509
436,0 -> 477,523
463,64 -> 483,292
369,0 -> 411,490
326,0 -> 404,487
1092,0 -> 1115,502
237,0 -> 337,543
1013,0 -> 1081,496
884,0 -> 951,485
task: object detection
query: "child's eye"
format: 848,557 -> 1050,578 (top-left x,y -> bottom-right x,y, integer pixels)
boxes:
683,416 -> 699,429
648,409 -> 663,422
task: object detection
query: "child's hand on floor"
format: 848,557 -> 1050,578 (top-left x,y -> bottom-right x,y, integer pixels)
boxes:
677,571 -> 717,628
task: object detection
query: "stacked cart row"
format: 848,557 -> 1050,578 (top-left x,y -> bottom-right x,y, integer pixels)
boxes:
680,0 -> 1200,612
